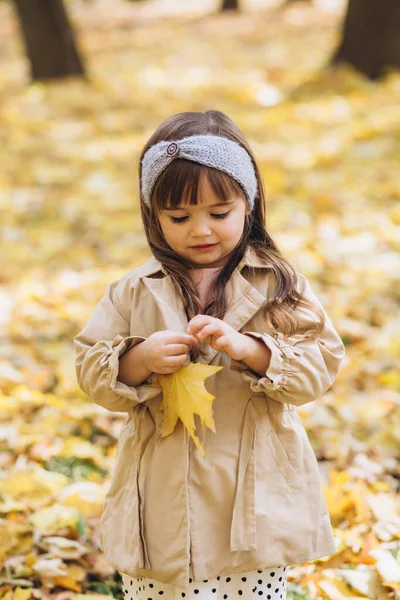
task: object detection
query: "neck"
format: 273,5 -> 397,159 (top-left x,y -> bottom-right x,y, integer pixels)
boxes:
188,254 -> 231,269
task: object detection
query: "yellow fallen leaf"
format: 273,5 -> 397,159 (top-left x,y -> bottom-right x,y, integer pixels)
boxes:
318,574 -> 369,600
3,589 -> 33,600
39,535 -> 90,559
54,574 -> 82,592
368,549 -> 400,584
29,504 -> 81,531
322,470 -> 354,521
157,362 -> 224,457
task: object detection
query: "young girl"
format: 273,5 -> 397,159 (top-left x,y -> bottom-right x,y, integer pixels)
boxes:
74,110 -> 345,600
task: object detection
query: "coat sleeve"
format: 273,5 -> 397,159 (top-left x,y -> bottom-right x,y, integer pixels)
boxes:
229,272 -> 346,407
74,278 -> 162,413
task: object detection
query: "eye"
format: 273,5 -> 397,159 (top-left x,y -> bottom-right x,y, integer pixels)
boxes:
170,216 -> 188,223
171,212 -> 230,224
212,212 -> 230,220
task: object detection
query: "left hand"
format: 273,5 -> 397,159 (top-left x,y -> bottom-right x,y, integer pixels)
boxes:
186,315 -> 251,361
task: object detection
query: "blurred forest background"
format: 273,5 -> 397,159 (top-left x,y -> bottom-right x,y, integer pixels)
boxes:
0,0 -> 399,599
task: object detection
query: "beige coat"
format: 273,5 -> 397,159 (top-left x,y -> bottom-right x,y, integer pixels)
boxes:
74,245 -> 345,589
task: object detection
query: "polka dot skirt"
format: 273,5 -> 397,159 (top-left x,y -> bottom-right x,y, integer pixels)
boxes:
121,566 -> 287,600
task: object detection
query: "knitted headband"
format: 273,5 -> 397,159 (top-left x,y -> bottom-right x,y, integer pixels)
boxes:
140,134 -> 258,210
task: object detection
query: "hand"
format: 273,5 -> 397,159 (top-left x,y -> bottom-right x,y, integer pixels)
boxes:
142,330 -> 198,375
186,315 -> 252,361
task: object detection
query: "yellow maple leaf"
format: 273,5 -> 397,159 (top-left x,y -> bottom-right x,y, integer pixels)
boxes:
157,362 -> 224,457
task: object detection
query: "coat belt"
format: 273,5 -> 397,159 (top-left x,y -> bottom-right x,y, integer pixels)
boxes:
230,398 -> 259,552
134,406 -> 156,570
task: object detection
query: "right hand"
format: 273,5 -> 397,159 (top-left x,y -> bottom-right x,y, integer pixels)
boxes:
142,330 -> 198,375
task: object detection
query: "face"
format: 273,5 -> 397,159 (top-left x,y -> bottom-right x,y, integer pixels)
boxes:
157,175 -> 250,268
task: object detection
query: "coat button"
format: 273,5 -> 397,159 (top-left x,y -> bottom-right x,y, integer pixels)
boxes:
166,142 -> 179,157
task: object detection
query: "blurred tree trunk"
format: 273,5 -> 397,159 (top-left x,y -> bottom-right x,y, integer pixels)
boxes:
12,0 -> 86,81
221,0 -> 239,11
331,0 -> 400,79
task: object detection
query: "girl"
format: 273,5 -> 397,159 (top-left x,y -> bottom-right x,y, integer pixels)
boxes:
74,110 -> 345,600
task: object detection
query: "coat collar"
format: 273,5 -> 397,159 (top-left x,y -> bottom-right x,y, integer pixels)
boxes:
138,245 -> 271,365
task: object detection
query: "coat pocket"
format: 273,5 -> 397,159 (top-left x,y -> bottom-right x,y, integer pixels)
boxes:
249,396 -> 303,496
265,426 -> 303,496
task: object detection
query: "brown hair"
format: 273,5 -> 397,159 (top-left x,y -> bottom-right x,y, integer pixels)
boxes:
138,110 -> 325,362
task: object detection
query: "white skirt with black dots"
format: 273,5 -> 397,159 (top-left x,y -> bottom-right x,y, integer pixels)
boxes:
121,566 -> 287,600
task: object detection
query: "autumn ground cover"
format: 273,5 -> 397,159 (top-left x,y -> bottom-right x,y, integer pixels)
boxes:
0,0 -> 399,598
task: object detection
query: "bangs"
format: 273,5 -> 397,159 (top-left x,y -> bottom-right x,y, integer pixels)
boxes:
152,159 -> 246,210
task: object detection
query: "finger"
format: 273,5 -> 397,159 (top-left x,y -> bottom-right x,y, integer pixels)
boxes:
160,355 -> 189,374
187,316 -> 213,334
196,324 -> 220,340
165,343 -> 193,356
173,333 -> 197,345
165,354 -> 190,366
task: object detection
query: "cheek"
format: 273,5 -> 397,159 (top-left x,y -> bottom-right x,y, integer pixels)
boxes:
161,222 -> 185,243
159,219 -> 174,234
221,216 -> 244,236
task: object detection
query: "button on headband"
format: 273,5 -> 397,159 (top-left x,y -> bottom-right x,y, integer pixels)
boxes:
166,142 -> 179,157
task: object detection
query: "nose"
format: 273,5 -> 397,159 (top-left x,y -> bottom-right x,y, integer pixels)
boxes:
191,221 -> 212,236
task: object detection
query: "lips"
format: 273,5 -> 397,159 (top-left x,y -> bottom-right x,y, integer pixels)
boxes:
191,243 -> 217,248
